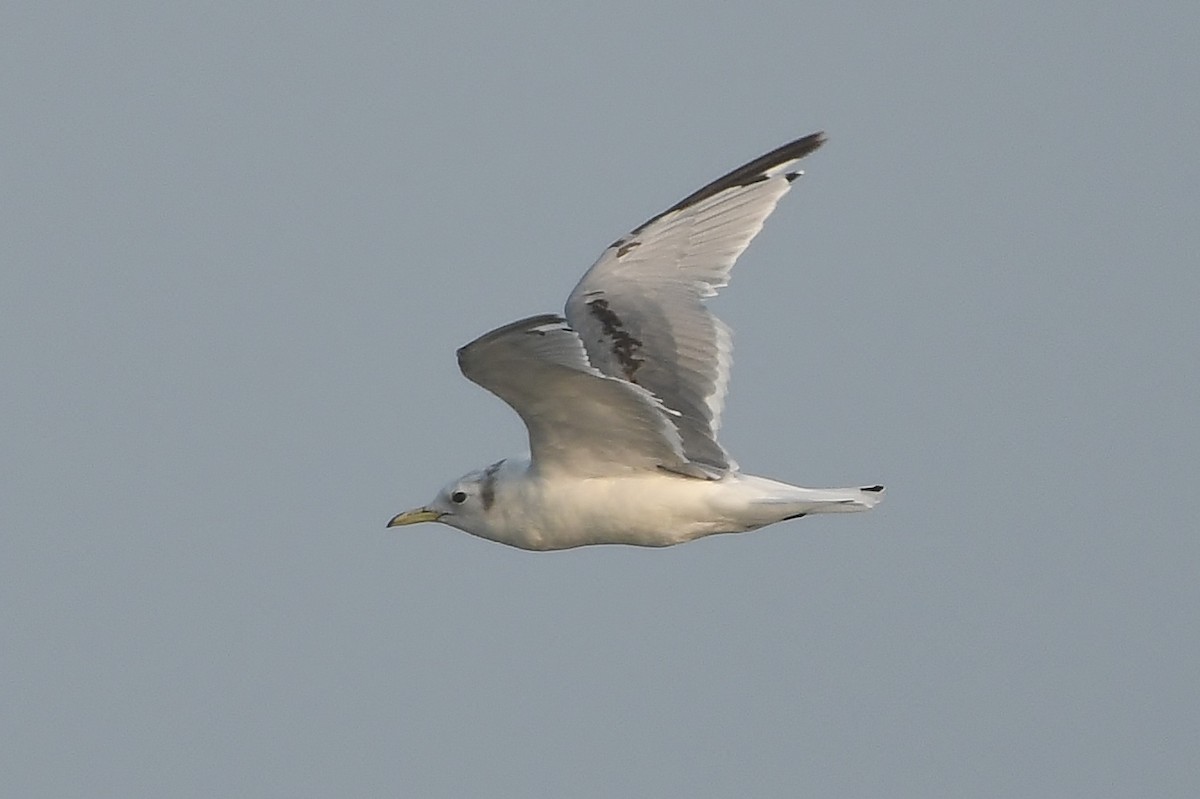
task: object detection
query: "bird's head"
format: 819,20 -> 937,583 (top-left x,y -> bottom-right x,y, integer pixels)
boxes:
387,460 -> 504,536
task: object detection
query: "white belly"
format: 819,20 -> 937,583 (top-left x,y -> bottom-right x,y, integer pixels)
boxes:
480,469 -> 785,550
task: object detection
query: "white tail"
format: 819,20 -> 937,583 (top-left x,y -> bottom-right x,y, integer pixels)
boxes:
730,476 -> 885,527
781,484 -> 885,514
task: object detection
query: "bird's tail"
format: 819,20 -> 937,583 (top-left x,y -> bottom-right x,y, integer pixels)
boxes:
779,484 -> 885,514
734,477 -> 885,524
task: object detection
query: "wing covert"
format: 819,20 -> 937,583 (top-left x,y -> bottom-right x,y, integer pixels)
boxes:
456,314 -> 690,477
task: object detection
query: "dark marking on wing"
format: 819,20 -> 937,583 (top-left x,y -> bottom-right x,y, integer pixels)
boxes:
587,298 -> 645,382
862,485 -> 884,493
480,459 -> 505,511
629,132 -> 826,236
657,462 -> 723,481
615,239 -> 641,258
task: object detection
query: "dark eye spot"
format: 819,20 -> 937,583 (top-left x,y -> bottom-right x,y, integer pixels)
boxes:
451,490 -> 467,504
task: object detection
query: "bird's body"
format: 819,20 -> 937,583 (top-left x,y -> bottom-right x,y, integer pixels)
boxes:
389,132 -> 883,550
453,456 -> 883,550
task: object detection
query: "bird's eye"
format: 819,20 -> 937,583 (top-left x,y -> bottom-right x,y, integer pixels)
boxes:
451,490 -> 468,504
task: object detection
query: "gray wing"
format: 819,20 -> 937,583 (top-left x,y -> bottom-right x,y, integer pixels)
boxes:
565,132 -> 826,473
457,314 -> 691,477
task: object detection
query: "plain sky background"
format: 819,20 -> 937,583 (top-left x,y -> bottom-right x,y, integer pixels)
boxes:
3,2 -> 1198,796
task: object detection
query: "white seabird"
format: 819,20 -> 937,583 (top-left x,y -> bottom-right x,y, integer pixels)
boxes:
389,132 -> 883,550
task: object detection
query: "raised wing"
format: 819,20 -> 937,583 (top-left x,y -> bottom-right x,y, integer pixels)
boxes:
457,314 -> 690,477
565,132 -> 826,473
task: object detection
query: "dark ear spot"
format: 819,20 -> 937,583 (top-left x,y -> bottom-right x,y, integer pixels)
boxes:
481,459 -> 504,511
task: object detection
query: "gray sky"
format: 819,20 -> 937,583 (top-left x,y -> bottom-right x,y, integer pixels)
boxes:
3,2 -> 1198,796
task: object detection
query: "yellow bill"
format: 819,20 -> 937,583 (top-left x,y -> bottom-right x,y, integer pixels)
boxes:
386,507 -> 442,527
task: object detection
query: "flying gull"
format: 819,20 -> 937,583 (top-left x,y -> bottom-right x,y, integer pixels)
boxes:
388,132 -> 883,549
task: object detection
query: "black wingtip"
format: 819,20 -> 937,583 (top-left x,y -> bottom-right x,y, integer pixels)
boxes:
861,485 -> 885,492
778,131 -> 827,164
631,131 -> 828,235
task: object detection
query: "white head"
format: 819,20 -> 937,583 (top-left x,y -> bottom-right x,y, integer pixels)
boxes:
387,459 -> 505,537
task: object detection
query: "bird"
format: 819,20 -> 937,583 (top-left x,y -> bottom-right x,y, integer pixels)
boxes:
388,132 -> 883,550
